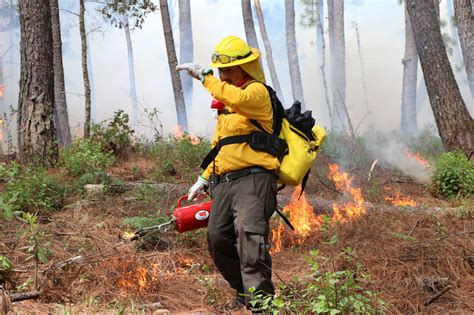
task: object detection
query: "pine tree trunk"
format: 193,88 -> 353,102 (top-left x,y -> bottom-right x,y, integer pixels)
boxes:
159,0 -> 188,131
86,36 -> 96,122
18,0 -> 58,166
253,0 -> 284,102
315,0 -> 332,125
50,0 -> 71,146
178,0 -> 193,110
446,0 -> 464,73
327,0 -> 347,132
285,0 -> 305,109
0,45 -> 4,155
400,2 -> 418,134
123,15 -> 138,128
407,0 -> 473,156
453,0 -> 474,98
241,0 -> 259,49
80,0 -> 91,138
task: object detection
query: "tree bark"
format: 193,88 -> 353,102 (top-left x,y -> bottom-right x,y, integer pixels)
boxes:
407,0 -> 473,156
253,0 -> 284,102
159,0 -> 188,132
50,0 -> 71,146
123,15 -> 138,128
18,0 -> 58,166
285,0 -> 305,109
0,45 -> 5,155
315,0 -> 332,125
446,0 -> 464,73
241,0 -> 259,49
400,2 -> 418,134
80,0 -> 91,138
453,0 -> 474,98
178,0 -> 193,110
327,0 -> 347,132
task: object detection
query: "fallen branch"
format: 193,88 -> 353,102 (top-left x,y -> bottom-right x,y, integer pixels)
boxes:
10,291 -> 41,302
423,285 -> 451,307
408,219 -> 422,236
316,172 -> 342,195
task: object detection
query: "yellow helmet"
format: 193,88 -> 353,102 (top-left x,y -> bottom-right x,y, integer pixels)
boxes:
209,36 -> 259,68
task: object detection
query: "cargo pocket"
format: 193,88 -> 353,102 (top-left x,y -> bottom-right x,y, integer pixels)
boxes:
242,223 -> 269,267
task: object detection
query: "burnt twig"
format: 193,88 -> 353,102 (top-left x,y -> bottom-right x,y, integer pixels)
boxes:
423,285 -> 451,307
316,172 -> 342,195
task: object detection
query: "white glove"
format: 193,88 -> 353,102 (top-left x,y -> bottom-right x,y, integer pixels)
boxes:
187,176 -> 209,201
176,63 -> 213,82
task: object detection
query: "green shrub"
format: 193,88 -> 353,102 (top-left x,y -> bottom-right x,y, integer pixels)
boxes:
0,161 -> 21,183
91,110 -> 135,157
2,166 -> 66,212
320,131 -> 369,169
146,136 -> 211,182
432,152 -> 473,198
60,139 -> 115,176
250,249 -> 386,314
406,125 -> 444,160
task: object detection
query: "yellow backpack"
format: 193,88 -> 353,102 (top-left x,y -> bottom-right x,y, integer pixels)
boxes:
278,118 -> 326,186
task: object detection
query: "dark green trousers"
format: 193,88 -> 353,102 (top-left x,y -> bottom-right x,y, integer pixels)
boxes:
207,172 -> 277,304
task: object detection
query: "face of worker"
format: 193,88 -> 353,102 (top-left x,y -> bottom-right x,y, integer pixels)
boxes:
218,66 -> 246,86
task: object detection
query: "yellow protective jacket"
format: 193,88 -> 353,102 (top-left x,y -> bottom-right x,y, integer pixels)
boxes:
201,75 -> 280,180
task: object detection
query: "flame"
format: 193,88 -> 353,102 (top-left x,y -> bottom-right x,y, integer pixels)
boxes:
384,188 -> 416,206
174,125 -> 201,145
271,163 -> 367,253
328,163 -> 366,222
189,133 -> 201,145
175,125 -> 184,139
406,151 -> 430,168
0,84 -> 4,97
122,231 -> 135,240
115,258 -> 155,295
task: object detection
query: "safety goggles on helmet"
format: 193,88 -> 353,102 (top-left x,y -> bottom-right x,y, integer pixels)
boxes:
211,51 -> 253,65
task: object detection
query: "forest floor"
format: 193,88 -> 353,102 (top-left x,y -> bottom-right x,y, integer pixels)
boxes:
1,153 -> 473,314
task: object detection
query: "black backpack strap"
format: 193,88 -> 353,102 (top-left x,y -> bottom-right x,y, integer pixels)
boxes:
200,134 -> 253,169
298,168 -> 311,199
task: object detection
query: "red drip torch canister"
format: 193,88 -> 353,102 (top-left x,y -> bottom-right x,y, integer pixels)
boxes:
173,195 -> 212,233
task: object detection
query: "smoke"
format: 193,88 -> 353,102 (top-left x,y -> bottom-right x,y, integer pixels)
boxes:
1,0 -> 472,151
364,132 -> 431,183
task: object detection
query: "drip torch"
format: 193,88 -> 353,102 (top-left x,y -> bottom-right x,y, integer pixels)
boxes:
128,194 -> 212,241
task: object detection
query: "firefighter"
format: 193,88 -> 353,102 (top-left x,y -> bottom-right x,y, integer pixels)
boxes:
177,35 -> 278,312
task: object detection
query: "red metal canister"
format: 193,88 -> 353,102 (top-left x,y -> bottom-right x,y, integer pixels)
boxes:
173,195 -> 212,233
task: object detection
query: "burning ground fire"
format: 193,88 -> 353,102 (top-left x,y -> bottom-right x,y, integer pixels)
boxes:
384,187 -> 417,207
175,125 -> 201,145
111,256 -> 196,296
272,163 -> 367,253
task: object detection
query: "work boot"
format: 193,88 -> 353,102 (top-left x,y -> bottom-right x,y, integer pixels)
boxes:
224,293 -> 245,312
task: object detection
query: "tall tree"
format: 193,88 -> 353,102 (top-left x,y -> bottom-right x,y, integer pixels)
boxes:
18,0 -> 58,166
406,0 -> 473,156
285,0 -> 305,109
101,0 -> 157,128
327,0 -> 347,131
241,0 -> 259,49
0,46 -> 4,156
50,0 -> 71,146
159,0 -> 188,131
446,0 -> 464,72
253,0 -> 283,102
0,0 -> 19,154
454,0 -> 474,98
178,0 -> 193,110
79,0 -> 91,138
400,1 -> 418,134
